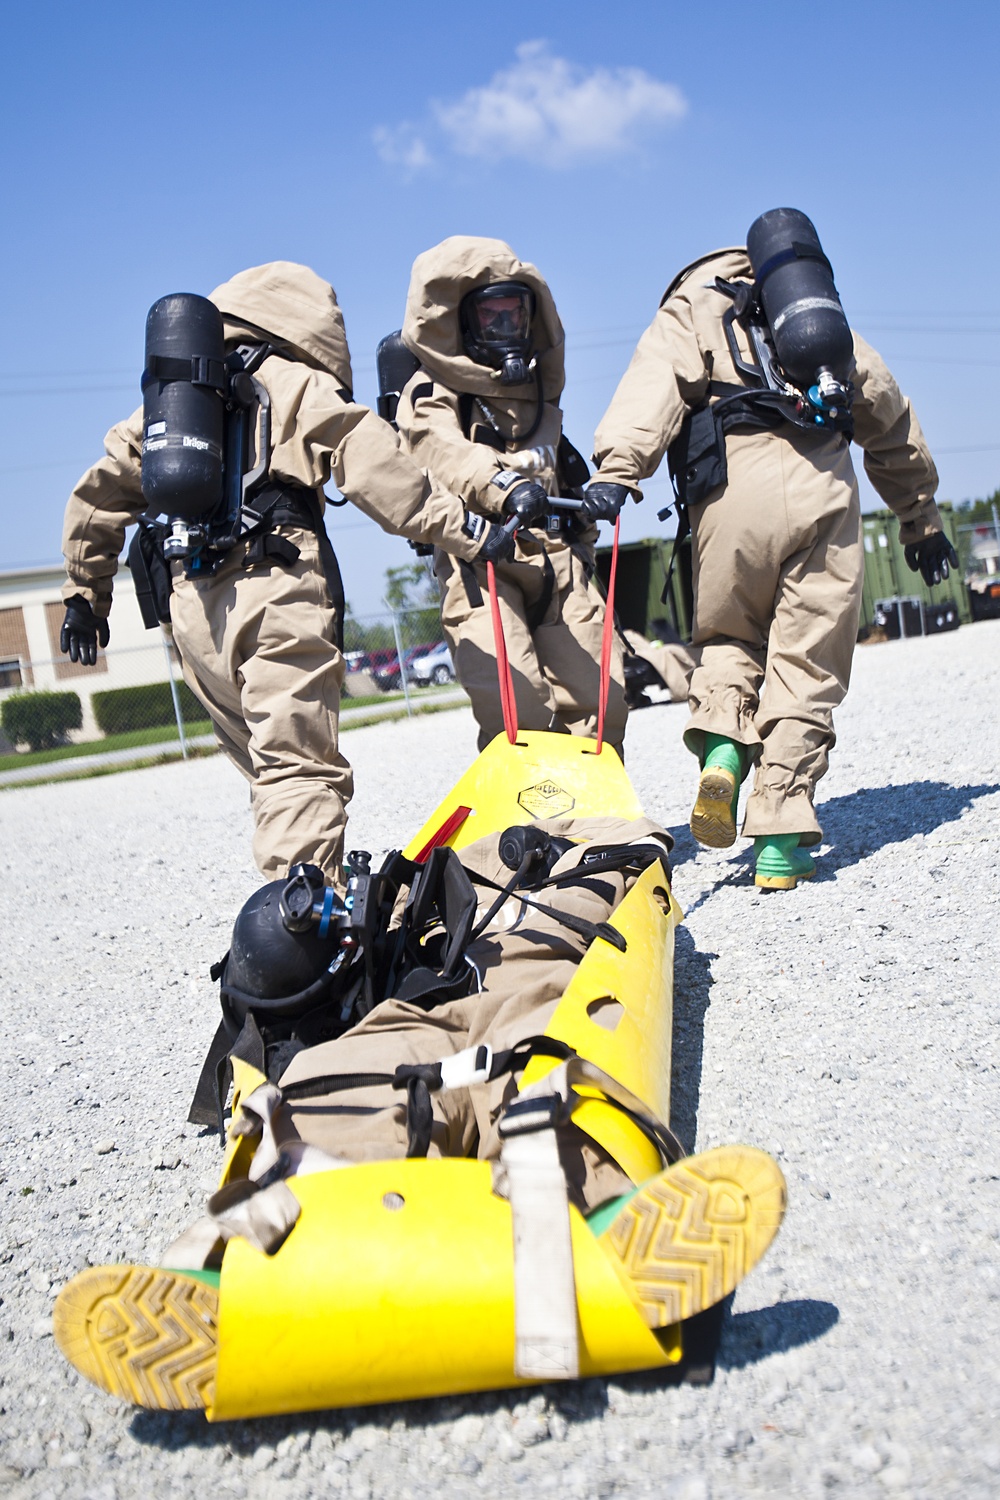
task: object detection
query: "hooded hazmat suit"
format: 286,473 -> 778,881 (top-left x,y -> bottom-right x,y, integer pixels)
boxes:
591,248 -> 941,845
61,263 -> 481,880
394,237 -> 626,753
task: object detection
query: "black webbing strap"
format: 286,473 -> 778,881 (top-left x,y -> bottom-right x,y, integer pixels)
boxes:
753,241 -> 833,288
281,1069 -> 396,1101
525,549 -> 556,633
245,532 -> 301,568
459,559 -> 484,609
465,868 -> 628,953
187,1019 -> 232,1129
279,1036 -> 575,1160
542,842 -> 671,886
141,353 -> 227,391
661,502 -> 690,612
303,489 -> 346,653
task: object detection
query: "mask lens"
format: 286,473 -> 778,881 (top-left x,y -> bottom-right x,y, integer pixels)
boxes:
470,290 -> 532,344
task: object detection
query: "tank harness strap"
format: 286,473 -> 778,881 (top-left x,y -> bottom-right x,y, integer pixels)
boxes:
238,484 -> 346,653
525,549 -> 556,632
459,559 -> 485,609
304,488 -> 347,654
141,352 -> 227,391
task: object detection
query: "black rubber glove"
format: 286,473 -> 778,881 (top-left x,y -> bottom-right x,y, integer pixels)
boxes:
475,519 -> 517,567
502,480 -> 549,529
59,595 -> 110,666
904,532 -> 959,588
580,481 -> 630,524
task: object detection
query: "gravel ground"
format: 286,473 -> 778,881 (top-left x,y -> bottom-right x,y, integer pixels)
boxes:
1,619 -> 998,1500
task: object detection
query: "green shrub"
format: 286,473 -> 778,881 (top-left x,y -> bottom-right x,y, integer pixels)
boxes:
91,680 -> 204,735
1,690 -> 83,752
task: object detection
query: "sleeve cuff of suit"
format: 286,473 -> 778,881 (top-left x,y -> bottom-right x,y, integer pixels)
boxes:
897,502 -> 944,546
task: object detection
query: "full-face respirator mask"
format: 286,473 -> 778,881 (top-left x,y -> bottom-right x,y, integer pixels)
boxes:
459,281 -> 536,385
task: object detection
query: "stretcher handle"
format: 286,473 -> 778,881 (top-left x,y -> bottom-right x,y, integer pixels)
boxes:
595,515 -> 621,755
498,494 -> 584,541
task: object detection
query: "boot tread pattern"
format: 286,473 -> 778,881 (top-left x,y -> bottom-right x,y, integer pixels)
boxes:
53,1266 -> 217,1410
602,1146 -> 786,1328
690,768 -> 738,849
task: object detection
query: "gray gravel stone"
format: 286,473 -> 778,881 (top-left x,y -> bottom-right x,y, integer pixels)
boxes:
1,622 -> 998,1498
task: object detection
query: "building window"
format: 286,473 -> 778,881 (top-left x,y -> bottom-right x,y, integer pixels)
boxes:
0,658 -> 23,690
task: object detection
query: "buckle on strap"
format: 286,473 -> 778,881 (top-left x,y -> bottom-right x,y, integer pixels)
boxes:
498,1092 -> 567,1137
439,1043 -> 492,1090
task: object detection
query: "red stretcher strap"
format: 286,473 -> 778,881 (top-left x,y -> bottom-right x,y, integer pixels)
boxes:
595,515 -> 621,754
413,804 -> 472,863
487,559 -> 518,744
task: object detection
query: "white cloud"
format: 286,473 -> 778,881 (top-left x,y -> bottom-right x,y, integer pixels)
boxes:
373,42 -> 686,173
372,123 -> 432,172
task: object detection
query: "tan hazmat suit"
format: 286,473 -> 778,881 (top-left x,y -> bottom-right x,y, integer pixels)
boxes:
62,263 -> 480,880
592,248 -> 941,843
275,814 -> 671,1211
395,237 -> 626,754
624,630 -> 698,703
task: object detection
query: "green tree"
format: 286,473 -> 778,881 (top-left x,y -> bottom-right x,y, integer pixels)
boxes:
953,490 -> 1000,573
382,561 -> 441,650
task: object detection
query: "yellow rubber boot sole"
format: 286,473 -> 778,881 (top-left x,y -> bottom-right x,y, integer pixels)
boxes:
690,767 -> 739,848
599,1145 -> 786,1328
755,866 -> 816,891
52,1266 -> 218,1410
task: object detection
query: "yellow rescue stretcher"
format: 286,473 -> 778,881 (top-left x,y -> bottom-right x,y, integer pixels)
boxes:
53,731 -> 785,1418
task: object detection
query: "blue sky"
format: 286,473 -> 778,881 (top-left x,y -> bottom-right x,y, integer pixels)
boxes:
2,1 -> 997,614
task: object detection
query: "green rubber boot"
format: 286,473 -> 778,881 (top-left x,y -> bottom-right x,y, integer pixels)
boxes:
690,733 -> 745,849
754,834 -> 816,891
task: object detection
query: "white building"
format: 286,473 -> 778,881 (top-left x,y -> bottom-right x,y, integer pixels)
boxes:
0,563 -> 174,743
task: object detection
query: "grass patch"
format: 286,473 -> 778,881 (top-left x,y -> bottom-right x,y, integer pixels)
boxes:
0,719 -> 214,771
0,684 -> 468,790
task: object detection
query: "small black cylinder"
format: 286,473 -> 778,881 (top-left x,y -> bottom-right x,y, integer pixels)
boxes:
376,330 -> 421,424
141,293 -> 225,519
747,209 -> 853,389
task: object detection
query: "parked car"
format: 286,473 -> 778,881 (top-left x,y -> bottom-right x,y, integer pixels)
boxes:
371,643 -> 438,692
410,640 -> 455,687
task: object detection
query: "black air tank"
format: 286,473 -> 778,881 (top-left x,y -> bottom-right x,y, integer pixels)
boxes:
747,208 -> 853,389
141,293 -> 225,519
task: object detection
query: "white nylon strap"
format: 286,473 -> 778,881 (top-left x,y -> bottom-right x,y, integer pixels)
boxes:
500,1123 -> 580,1381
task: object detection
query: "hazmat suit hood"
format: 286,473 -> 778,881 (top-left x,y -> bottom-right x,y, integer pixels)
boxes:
401,237 -> 564,402
660,247 -> 750,305
209,262 -> 353,391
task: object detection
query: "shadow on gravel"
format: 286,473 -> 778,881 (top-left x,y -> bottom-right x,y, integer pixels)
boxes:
670,926 -> 716,1151
718,1297 -> 840,1370
129,1377 -> 616,1451
126,1302 -> 837,1452
816,780 -> 999,873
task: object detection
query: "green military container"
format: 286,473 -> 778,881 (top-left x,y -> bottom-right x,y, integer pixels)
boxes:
594,535 -> 694,643
860,500 -> 968,630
